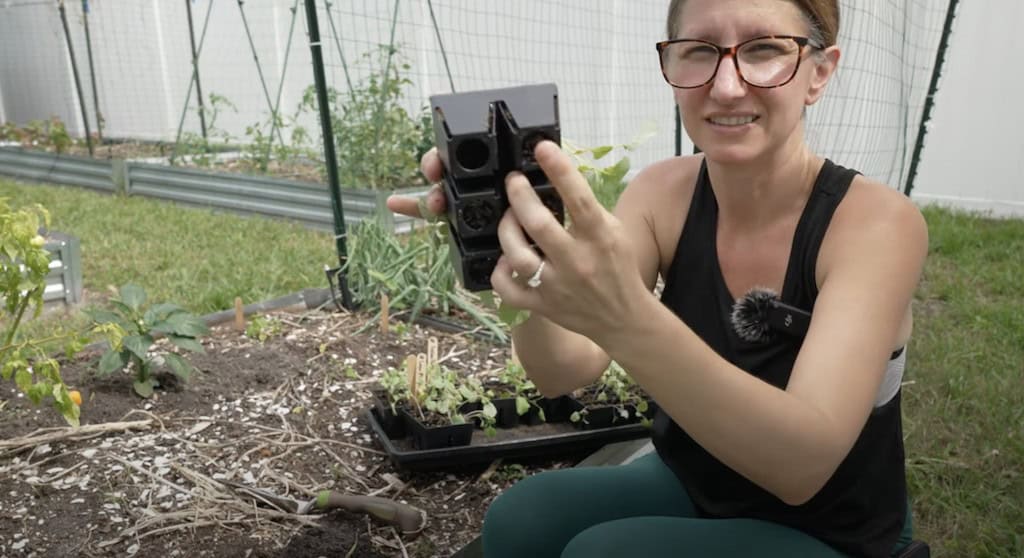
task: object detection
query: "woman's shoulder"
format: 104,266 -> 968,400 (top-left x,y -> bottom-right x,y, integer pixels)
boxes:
818,170 -> 929,280
616,154 -> 703,214
838,172 -> 927,234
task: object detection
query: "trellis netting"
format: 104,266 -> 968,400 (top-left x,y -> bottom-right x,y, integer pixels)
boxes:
0,0 -> 951,191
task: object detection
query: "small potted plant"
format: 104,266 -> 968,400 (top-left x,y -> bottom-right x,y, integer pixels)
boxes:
371,367 -> 411,439
570,362 -> 654,429
401,362 -> 476,450
483,360 -> 546,427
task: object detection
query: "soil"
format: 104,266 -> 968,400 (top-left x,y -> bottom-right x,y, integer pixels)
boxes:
0,308 -> 587,558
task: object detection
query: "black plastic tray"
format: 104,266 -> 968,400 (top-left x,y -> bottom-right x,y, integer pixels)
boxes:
366,408 -> 652,471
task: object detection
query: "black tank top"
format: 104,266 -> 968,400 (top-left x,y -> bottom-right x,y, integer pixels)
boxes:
652,158 -> 907,558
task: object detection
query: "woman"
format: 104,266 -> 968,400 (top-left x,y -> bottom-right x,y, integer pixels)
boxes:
388,0 -> 928,556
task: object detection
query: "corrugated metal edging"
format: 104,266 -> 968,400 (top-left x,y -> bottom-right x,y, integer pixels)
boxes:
127,162 -> 426,232
43,232 -> 83,305
0,147 -> 116,192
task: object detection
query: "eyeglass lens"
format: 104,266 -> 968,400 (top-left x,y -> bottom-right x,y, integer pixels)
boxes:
661,37 -> 803,88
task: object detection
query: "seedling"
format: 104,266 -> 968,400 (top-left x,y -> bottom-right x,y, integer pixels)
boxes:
87,284 -> 209,398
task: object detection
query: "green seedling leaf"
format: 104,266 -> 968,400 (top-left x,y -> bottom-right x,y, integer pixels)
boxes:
98,349 -> 129,375
143,303 -> 187,326
153,313 -> 209,337
482,402 -> 497,419
123,334 -> 154,361
458,385 -> 476,401
497,301 -> 530,328
570,411 -> 581,423
602,155 -> 631,185
515,396 -> 530,416
85,309 -> 122,325
133,379 -> 155,398
119,284 -> 147,312
168,335 -> 204,354
591,145 -> 614,159
164,353 -> 193,381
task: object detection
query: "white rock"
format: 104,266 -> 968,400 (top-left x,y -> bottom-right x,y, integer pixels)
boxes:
126,543 -> 140,555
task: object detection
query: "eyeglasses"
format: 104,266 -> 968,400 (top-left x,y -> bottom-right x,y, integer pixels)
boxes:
656,35 -> 822,89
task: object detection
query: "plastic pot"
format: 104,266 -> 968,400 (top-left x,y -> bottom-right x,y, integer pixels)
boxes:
400,407 -> 475,450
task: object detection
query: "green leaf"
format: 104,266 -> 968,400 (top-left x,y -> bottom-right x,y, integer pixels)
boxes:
482,402 -> 497,419
85,309 -> 122,325
590,145 -> 613,160
497,301 -> 530,328
152,313 -> 209,337
123,335 -> 154,361
477,290 -> 498,310
601,156 -> 631,185
168,335 -> 204,353
119,284 -> 147,312
164,353 -> 193,381
98,349 -> 128,375
14,367 -> 31,392
143,303 -> 186,326
133,379 -> 155,398
28,381 -> 50,405
515,396 -> 530,416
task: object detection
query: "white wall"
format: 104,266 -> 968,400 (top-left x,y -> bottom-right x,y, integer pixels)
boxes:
910,1 -> 1024,218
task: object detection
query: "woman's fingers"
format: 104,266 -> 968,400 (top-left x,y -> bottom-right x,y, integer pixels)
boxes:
497,208 -> 544,277
533,140 -> 605,233
385,183 -> 445,219
504,168 -> 573,261
420,147 -> 443,183
386,148 -> 448,219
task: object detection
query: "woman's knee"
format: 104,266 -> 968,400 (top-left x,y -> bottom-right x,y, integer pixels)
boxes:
482,471 -> 576,557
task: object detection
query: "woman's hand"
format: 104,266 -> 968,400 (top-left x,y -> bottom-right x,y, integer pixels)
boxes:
491,140 -> 649,342
385,147 -> 447,220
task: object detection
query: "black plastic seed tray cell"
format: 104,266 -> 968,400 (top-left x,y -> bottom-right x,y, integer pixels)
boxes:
365,408 -> 652,472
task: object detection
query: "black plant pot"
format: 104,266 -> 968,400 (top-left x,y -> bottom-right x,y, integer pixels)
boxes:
538,395 -> 575,423
521,401 -> 546,426
572,405 -> 621,430
491,397 -> 521,429
400,408 -> 474,450
371,391 -> 406,439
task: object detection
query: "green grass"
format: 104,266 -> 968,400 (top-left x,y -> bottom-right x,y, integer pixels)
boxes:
2,177 -> 337,317
905,206 -> 1024,557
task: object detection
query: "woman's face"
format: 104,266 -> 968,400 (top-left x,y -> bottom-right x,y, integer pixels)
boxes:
670,0 -> 837,165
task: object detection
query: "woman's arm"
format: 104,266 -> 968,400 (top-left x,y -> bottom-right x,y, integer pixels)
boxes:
595,177 -> 928,505
506,157 -> 682,396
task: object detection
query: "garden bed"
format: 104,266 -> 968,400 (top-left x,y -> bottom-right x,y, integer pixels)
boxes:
0,308 -> 587,557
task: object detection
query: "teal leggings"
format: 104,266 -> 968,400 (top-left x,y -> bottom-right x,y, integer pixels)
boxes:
482,452 -> 913,557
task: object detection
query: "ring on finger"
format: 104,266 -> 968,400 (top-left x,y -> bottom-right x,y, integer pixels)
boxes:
526,260 -> 545,288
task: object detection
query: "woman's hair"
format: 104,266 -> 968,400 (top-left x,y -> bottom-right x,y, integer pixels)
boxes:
665,0 -> 840,47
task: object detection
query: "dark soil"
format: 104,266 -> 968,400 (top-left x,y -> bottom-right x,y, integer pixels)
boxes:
0,308 -> 589,557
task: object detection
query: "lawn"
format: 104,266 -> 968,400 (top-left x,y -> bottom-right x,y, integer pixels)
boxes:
2,178 -> 1022,556
1,178 -> 338,316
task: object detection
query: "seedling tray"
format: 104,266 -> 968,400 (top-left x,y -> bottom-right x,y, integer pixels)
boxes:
366,408 -> 652,471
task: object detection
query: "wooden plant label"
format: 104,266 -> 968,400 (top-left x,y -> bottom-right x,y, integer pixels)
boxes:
234,297 -> 245,332
380,294 -> 390,334
406,355 -> 418,400
427,337 -> 439,368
